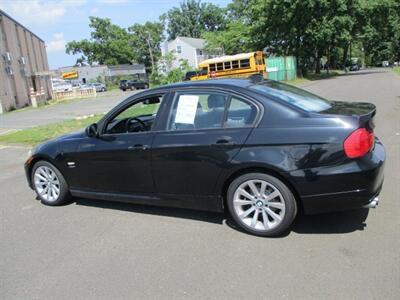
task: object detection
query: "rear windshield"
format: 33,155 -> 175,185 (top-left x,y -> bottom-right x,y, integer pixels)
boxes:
249,81 -> 332,112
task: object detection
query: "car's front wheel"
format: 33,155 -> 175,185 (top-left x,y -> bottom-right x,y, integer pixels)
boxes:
227,173 -> 297,237
31,161 -> 71,206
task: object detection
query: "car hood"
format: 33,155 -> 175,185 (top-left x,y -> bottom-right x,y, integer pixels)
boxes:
55,130 -> 86,141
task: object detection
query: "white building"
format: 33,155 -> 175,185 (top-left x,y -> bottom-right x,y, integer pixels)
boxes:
56,64 -> 147,84
161,36 -> 217,70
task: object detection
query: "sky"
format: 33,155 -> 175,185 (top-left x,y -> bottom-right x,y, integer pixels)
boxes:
0,0 -> 231,69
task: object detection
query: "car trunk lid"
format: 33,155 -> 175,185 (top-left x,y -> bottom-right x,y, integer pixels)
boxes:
320,100 -> 376,129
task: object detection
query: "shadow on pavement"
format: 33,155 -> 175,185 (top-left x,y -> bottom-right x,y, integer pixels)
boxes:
75,198 -> 224,224
292,208 -> 369,234
75,198 -> 370,236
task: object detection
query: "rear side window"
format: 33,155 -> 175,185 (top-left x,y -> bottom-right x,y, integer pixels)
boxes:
225,97 -> 257,128
167,92 -> 228,131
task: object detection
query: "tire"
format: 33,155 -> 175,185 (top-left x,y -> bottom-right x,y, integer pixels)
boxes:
227,173 -> 297,237
31,160 -> 71,206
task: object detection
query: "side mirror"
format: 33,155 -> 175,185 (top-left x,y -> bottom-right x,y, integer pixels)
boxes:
85,123 -> 98,138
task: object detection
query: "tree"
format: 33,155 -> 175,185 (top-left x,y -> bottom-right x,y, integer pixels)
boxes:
202,20 -> 252,55
128,21 -> 164,72
358,0 -> 400,64
161,0 -> 227,40
66,17 -> 133,65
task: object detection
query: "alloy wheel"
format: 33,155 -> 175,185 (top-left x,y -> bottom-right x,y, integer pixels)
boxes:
34,166 -> 61,203
233,179 -> 286,231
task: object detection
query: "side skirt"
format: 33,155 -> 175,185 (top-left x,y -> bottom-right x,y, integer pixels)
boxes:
70,189 -> 224,213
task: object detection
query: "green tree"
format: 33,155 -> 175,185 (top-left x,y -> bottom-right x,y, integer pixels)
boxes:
66,17 -> 133,65
202,20 -> 252,54
162,0 -> 227,40
128,21 -> 164,72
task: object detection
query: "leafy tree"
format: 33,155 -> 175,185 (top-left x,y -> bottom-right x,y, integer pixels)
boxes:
66,17 -> 133,65
161,0 -> 227,40
128,21 -> 164,72
202,20 -> 252,54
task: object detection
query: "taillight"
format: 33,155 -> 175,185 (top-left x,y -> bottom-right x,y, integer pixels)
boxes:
344,128 -> 374,158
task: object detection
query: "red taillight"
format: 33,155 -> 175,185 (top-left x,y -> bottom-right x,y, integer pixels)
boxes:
344,128 -> 374,158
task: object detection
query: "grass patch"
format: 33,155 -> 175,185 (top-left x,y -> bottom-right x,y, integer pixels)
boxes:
0,115 -> 102,146
393,66 -> 400,76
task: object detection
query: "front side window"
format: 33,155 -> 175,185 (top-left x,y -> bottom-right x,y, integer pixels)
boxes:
167,92 -> 228,131
104,95 -> 163,134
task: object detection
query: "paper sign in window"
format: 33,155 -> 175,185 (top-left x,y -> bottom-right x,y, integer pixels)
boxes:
174,95 -> 199,124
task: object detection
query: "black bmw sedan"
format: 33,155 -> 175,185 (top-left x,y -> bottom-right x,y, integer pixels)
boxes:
25,78 -> 385,237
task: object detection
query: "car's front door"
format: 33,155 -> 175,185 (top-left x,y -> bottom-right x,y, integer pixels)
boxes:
151,90 -> 260,203
68,93 -> 167,194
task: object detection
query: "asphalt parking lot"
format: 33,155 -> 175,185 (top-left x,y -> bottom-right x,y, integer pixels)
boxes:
0,69 -> 399,299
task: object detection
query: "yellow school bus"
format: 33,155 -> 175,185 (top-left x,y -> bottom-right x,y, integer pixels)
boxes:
187,51 -> 266,81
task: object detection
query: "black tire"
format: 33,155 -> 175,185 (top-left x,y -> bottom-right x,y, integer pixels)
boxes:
227,173 -> 297,237
31,160 -> 71,206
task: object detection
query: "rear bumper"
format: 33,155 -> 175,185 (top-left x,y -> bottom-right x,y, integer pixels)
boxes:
293,139 -> 385,214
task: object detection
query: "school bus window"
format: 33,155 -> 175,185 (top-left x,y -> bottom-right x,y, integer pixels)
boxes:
240,59 -> 250,68
224,61 -> 231,69
217,63 -> 224,71
210,64 -> 216,71
232,60 -> 239,69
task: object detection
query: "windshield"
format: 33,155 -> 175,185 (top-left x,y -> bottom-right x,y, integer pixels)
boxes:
249,81 -> 332,112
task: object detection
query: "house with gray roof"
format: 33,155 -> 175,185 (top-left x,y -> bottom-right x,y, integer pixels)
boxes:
161,36 -> 219,70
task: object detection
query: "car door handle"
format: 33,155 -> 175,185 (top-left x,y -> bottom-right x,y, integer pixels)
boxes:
213,137 -> 235,146
128,144 -> 149,151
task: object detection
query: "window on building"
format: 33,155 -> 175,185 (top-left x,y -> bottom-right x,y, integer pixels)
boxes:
199,50 -> 203,55
176,45 -> 182,54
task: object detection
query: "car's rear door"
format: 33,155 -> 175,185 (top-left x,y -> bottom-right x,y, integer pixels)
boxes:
151,89 -> 260,200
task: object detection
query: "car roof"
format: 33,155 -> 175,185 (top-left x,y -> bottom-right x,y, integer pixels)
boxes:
152,78 -> 260,92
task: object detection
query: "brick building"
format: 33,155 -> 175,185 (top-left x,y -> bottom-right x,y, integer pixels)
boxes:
0,9 -> 51,113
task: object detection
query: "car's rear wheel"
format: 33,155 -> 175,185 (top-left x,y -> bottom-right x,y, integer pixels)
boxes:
227,173 -> 297,237
32,161 -> 71,206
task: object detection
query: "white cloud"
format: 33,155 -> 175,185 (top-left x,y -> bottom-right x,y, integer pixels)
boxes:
98,0 -> 128,4
90,7 -> 99,14
47,33 -> 66,52
0,0 -> 86,25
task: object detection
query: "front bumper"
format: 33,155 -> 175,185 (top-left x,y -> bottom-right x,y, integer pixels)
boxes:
294,139 -> 385,214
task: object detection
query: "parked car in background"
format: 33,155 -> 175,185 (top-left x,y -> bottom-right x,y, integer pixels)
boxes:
25,78 -> 385,237
88,83 -> 107,92
119,79 -> 148,91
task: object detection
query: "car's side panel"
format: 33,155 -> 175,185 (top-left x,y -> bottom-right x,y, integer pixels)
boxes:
151,128 -> 253,196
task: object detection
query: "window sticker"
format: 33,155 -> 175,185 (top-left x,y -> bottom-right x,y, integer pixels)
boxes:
174,95 -> 199,124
